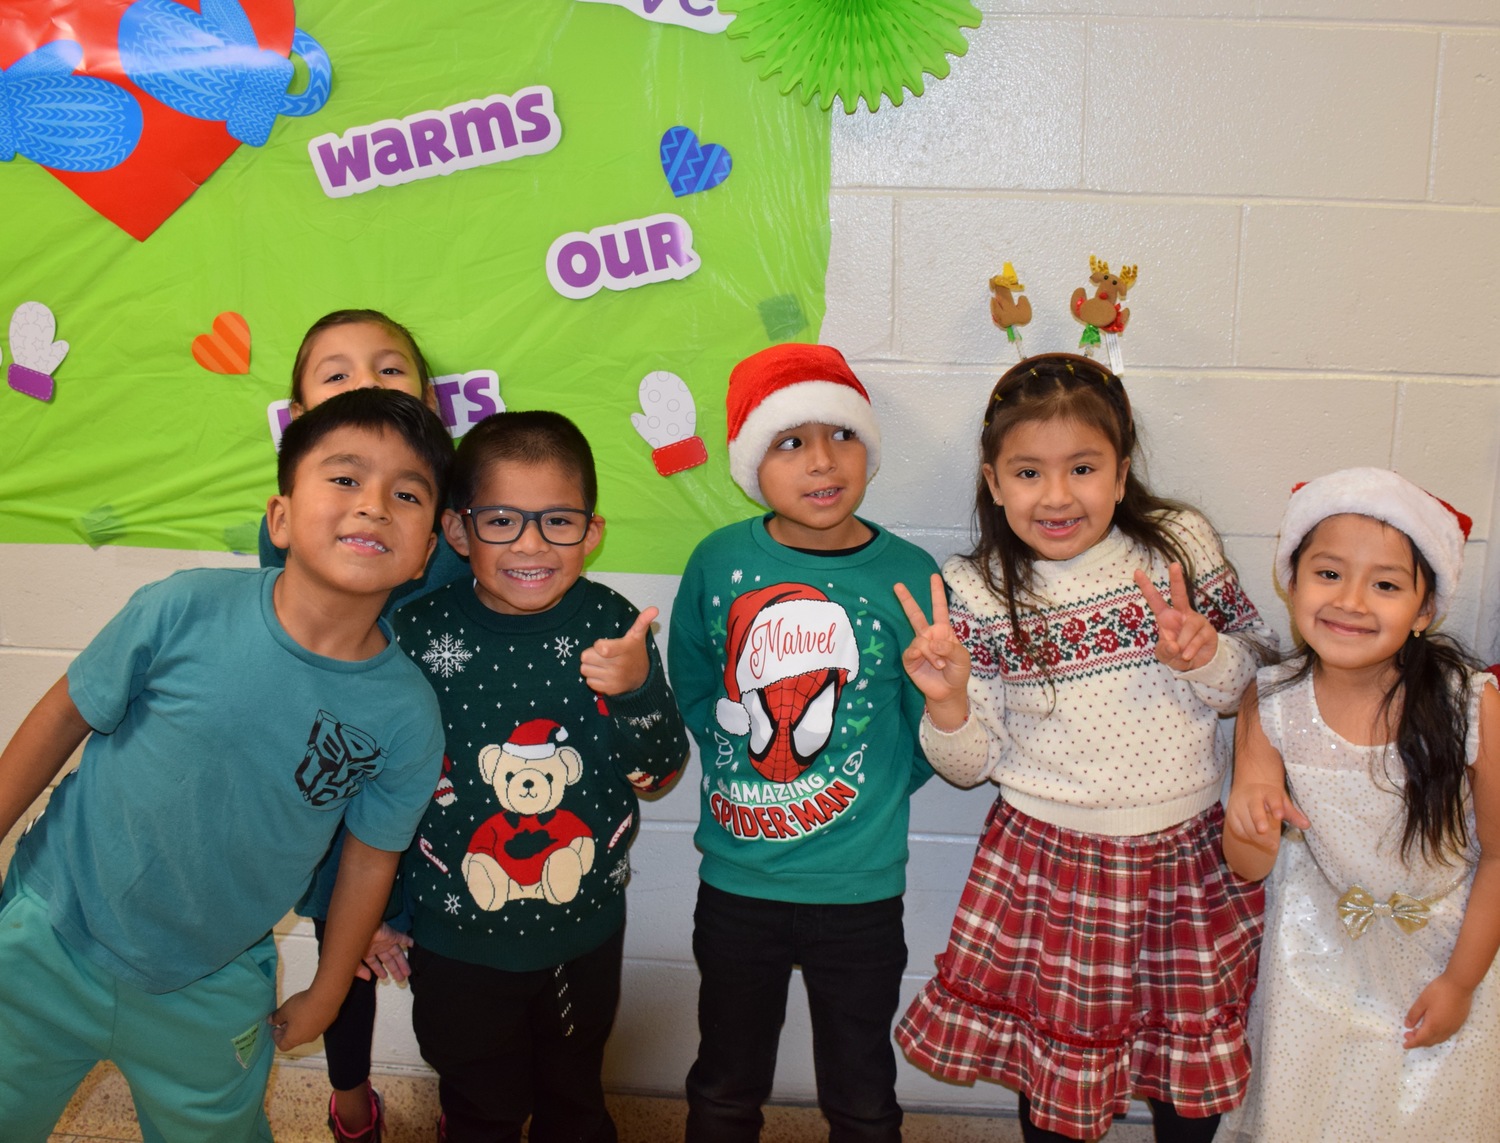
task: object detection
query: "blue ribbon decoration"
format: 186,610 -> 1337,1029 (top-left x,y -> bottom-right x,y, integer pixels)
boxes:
119,0 -> 332,148
0,41 -> 143,173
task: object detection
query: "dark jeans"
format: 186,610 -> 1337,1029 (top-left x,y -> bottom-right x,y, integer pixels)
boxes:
312,917 -> 377,1091
685,883 -> 906,1143
409,928 -> 623,1143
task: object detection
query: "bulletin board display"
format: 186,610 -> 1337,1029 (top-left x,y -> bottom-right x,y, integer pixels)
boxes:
0,1 -> 831,573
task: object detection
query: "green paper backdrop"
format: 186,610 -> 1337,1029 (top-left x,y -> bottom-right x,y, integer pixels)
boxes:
0,1 -> 831,573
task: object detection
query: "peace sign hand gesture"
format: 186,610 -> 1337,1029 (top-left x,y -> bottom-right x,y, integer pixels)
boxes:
580,607 -> 658,696
1133,563 -> 1218,672
895,574 -> 972,731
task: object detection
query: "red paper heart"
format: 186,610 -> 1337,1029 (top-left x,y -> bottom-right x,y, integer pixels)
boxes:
1,0 -> 296,241
192,312 -> 251,373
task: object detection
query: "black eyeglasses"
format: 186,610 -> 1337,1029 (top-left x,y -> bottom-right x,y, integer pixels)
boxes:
457,506 -> 594,546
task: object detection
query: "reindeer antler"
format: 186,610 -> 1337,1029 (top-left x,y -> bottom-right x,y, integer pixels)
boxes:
1089,254 -> 1110,278
1118,263 -> 1139,292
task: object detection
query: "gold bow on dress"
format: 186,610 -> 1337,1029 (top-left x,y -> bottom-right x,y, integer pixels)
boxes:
1336,885 -> 1431,939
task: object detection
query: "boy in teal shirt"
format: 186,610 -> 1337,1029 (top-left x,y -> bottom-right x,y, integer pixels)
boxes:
669,344 -> 938,1142
0,389 -> 452,1142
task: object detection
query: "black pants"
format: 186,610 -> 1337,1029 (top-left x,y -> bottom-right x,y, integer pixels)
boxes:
685,883 -> 906,1143
409,929 -> 623,1143
312,918 -> 377,1091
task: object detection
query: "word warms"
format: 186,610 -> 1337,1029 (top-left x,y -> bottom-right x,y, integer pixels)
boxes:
546,213 -> 700,300
308,86 -> 561,198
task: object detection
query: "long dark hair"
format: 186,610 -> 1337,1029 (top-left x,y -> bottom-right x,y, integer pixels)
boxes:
969,354 -> 1196,648
1280,520 -> 1480,865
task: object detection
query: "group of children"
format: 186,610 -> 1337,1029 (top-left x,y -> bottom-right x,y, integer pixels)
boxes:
0,311 -> 1494,1143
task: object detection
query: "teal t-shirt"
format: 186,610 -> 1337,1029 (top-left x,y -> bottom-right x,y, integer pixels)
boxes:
668,517 -> 937,904
259,512 -> 468,919
15,567 -> 445,993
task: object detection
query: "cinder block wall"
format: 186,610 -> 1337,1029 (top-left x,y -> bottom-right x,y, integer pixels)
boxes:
3,1 -> 1497,1116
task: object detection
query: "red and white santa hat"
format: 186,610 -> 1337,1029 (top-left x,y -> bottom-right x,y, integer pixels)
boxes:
505,718 -> 568,759
715,583 -> 859,735
1274,467 -> 1472,622
725,343 -> 881,505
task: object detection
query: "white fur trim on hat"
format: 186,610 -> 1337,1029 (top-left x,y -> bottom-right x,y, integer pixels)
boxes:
1274,467 -> 1468,622
727,381 -> 881,505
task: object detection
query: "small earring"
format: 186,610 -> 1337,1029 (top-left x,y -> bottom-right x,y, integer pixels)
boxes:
1412,627 -> 1424,639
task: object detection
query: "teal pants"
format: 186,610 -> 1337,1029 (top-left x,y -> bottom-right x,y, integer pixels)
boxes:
0,873 -> 276,1143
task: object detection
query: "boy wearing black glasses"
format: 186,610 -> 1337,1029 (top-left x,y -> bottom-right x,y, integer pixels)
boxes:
391,410 -> 688,1143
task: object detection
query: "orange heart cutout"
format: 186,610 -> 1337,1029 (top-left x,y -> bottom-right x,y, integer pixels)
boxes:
192,312 -> 251,374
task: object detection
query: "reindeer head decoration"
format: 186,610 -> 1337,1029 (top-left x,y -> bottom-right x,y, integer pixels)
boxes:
1072,255 -> 1137,334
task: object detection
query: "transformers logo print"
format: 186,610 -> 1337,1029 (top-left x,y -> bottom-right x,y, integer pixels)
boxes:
296,709 -> 382,807
715,583 -> 858,783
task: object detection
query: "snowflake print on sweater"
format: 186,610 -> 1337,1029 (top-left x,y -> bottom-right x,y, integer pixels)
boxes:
422,633 -> 473,678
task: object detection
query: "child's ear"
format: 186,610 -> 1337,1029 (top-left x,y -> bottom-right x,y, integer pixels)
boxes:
582,513 -> 604,558
265,494 -> 292,551
1115,454 -> 1131,503
442,509 -> 471,557
981,464 -> 1002,506
1413,595 -> 1436,636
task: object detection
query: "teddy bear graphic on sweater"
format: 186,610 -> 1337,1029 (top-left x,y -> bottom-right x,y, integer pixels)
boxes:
462,719 -> 596,911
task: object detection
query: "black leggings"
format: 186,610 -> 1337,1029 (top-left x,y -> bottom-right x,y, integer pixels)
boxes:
1017,1093 -> 1220,1143
312,918 -> 378,1091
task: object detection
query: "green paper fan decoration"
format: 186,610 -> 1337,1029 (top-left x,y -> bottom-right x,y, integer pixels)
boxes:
721,0 -> 982,114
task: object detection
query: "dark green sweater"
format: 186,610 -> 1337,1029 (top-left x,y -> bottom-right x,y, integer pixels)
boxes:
393,577 -> 688,972
669,517 -> 936,904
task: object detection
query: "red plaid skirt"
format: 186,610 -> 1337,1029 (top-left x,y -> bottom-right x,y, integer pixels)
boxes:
897,800 -> 1264,1140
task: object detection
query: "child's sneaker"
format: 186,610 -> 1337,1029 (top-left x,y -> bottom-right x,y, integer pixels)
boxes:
328,1086 -> 383,1143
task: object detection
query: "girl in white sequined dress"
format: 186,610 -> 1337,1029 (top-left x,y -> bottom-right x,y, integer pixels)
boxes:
1221,468 -> 1500,1142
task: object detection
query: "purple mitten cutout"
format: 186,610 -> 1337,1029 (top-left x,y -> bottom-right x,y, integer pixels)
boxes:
8,364 -> 54,401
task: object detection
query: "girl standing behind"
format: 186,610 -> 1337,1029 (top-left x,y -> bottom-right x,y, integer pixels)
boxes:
1220,468 -> 1500,1142
260,310 -> 467,1143
895,353 -> 1273,1142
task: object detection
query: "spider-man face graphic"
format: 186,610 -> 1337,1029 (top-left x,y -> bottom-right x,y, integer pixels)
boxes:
714,582 -> 861,784
743,665 -> 848,783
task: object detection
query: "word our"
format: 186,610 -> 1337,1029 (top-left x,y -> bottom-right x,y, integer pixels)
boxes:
546,213 -> 699,300
308,86 -> 560,199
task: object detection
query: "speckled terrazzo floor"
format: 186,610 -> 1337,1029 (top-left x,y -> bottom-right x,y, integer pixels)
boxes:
48,1060 -> 1157,1142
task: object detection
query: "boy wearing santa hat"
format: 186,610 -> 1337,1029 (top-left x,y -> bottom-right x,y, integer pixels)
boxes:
669,343 -> 940,1142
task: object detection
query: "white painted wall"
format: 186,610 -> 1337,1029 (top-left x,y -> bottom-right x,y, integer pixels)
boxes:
4,0 -> 1499,1119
